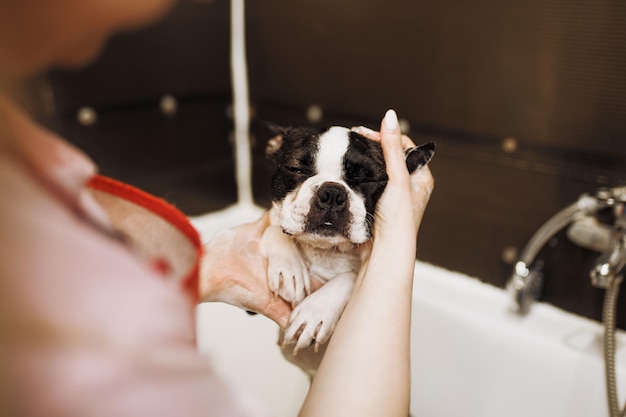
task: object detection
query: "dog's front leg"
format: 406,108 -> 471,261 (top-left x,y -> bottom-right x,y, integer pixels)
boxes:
262,225 -> 311,306
283,272 -> 355,355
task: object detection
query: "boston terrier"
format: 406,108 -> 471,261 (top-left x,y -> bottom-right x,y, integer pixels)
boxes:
262,124 -> 435,355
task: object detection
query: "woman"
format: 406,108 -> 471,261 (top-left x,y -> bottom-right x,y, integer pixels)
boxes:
0,1 -> 434,416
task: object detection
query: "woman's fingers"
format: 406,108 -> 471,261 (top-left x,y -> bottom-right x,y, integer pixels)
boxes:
357,110 -> 435,241
350,125 -> 378,139
379,109 -> 409,182
351,126 -> 416,150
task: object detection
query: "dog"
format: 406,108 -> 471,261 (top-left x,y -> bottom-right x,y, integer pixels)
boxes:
262,124 -> 435,355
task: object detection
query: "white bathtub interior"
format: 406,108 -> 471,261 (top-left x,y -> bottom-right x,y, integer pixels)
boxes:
409,262 -> 626,417
194,210 -> 626,417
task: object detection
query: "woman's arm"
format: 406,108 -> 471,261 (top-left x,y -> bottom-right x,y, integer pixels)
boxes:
299,110 -> 434,417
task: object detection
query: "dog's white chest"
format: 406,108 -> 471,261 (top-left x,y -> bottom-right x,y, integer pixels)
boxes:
300,245 -> 360,283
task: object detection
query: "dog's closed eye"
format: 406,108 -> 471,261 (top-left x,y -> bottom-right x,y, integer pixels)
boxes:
282,163 -> 314,177
284,166 -> 304,175
345,160 -> 387,184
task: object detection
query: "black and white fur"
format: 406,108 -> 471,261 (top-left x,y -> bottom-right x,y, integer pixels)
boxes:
262,125 -> 434,354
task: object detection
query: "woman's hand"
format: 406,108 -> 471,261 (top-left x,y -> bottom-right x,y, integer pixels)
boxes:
352,110 -> 434,261
198,213 -> 294,329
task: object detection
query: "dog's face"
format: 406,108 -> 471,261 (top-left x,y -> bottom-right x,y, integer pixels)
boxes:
266,125 -> 434,248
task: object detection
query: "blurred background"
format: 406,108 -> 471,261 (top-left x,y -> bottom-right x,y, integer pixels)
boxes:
36,0 -> 626,325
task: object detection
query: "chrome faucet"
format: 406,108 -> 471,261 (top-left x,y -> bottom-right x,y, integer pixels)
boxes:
507,186 -> 626,314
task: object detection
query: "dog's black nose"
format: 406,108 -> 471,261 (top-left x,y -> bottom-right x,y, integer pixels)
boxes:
316,182 -> 348,212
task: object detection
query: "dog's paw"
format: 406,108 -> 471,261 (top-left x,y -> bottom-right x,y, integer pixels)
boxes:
282,293 -> 343,355
267,253 -> 311,306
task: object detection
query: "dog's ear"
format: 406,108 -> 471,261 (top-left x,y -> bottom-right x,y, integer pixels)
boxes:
405,141 -> 436,173
264,122 -> 288,157
266,134 -> 284,157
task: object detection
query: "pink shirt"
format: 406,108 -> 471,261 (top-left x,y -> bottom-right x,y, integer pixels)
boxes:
0,95 -> 268,417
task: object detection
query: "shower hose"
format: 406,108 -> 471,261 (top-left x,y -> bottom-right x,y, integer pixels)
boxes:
604,274 -> 625,417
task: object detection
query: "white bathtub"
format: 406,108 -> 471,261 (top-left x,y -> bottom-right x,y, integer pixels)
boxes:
409,262 -> 626,417
194,209 -> 626,417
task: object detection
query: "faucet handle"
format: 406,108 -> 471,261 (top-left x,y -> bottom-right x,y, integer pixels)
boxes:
594,186 -> 626,206
567,216 -> 613,253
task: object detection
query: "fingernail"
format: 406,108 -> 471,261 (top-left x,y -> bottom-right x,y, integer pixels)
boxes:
52,137 -> 97,178
78,188 -> 112,230
383,109 -> 399,131
49,164 -> 93,198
